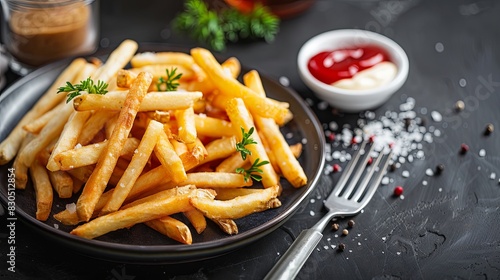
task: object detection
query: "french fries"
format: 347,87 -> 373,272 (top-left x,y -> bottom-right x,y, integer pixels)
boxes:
1,40 -> 309,245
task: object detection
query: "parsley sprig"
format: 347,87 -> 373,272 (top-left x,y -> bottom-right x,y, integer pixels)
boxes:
236,158 -> 270,182
57,77 -> 108,103
235,127 -> 269,182
157,67 -> 182,91
173,0 -> 279,51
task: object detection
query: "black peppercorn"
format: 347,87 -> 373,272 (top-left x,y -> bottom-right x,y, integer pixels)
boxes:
347,219 -> 355,228
435,164 -> 445,175
338,243 -> 346,251
484,123 -> 494,135
332,223 -> 339,231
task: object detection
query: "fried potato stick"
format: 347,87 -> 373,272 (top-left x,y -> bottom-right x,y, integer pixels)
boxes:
56,137 -> 140,170
145,216 -> 193,244
76,72 -> 152,221
183,208 -> 207,234
73,91 -> 203,112
30,158 -> 53,221
190,185 -> 280,220
71,186 -> 210,239
154,130 -> 187,183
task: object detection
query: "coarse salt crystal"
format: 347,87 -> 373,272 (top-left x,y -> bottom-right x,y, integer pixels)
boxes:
490,173 -> 496,180
426,168 -> 434,176
66,203 -> 77,214
309,210 -> 315,216
54,224 -> 59,229
74,143 -> 82,149
431,111 -> 442,122
479,149 -> 486,157
402,170 -> 410,178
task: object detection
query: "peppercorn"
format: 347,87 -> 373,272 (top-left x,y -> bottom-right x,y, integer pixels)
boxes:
460,143 -> 469,154
366,157 -> 373,166
455,100 -> 465,111
484,123 -> 494,136
404,118 -> 411,130
390,163 -> 398,172
338,243 -> 346,251
393,186 -> 404,196
328,133 -> 336,142
342,229 -> 349,236
333,164 -> 341,173
435,164 -> 445,175
347,219 -> 355,228
332,223 -> 339,231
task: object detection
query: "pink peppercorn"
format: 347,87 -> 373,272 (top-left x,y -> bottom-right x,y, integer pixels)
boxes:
393,186 -> 404,196
460,143 -> 469,154
328,133 -> 335,142
333,164 -> 342,172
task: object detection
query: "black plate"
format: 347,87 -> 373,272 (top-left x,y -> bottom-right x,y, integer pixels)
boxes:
0,44 -> 325,263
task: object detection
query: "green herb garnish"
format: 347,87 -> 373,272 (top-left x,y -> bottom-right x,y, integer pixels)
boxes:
157,67 -> 182,91
57,77 -> 108,103
236,158 -> 269,182
173,0 -> 280,51
236,127 -> 257,160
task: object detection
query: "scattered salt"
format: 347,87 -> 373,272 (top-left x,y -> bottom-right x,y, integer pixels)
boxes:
74,143 -> 82,149
479,149 -> 486,157
402,170 -> 410,178
279,76 -> 290,87
425,168 -> 434,176
490,173 -> 496,180
435,42 -> 444,52
381,177 -> 390,185
309,210 -> 315,216
422,180 -> 428,186
66,203 -> 77,214
431,111 -> 442,122
54,224 -> 59,229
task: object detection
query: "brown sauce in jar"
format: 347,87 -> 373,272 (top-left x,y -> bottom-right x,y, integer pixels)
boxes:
7,2 -> 95,67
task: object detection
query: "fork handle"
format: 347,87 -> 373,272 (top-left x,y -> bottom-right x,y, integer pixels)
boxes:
263,228 -> 323,280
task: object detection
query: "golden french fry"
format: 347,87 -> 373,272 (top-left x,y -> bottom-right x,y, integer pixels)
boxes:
73,91 -> 203,112
71,186 -> 211,239
212,188 -> 261,200
76,72 -> 153,222
194,115 -> 234,138
191,48 -> 290,125
131,52 -> 195,69
100,120 -> 163,215
210,218 -> 238,235
38,149 -> 73,198
145,216 -> 193,245
190,185 -> 279,220
30,158 -> 53,221
160,172 -> 252,189
225,98 -> 279,188
183,208 -> 206,234
175,107 -> 197,144
289,143 -> 303,158
116,69 -> 137,88
0,58 -> 86,164
13,133 -> 35,189
46,111 -> 92,171
199,136 -> 237,166
56,137 -> 140,170
154,130 -> 187,183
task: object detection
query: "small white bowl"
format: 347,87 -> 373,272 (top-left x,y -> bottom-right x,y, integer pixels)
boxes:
297,29 -> 409,112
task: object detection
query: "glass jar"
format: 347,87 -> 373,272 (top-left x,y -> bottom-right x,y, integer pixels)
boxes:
0,0 -> 99,75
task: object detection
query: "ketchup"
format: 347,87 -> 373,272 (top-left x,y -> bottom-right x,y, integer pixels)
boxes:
307,46 -> 391,85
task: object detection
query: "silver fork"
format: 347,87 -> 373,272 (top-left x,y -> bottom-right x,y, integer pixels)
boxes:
264,140 -> 393,280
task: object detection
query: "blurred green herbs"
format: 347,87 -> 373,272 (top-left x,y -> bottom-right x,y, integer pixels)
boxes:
173,0 -> 280,51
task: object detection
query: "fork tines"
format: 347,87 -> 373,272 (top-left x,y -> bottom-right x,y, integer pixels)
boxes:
333,139 -> 393,203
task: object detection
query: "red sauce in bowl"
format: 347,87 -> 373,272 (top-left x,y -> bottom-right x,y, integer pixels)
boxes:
307,45 -> 391,85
